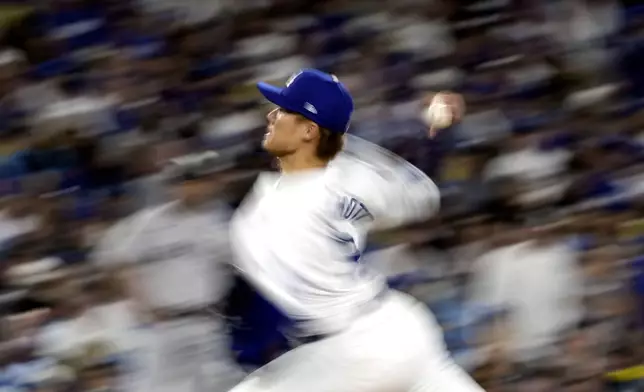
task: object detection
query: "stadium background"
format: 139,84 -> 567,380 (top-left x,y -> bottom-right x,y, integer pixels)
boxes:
0,0 -> 642,391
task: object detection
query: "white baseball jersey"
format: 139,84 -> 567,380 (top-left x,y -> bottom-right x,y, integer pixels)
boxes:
230,135 -> 440,335
94,201 -> 233,309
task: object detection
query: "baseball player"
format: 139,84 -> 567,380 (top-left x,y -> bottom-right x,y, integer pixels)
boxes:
228,69 -> 484,392
92,151 -> 245,392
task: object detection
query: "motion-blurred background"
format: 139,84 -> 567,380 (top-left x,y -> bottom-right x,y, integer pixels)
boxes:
0,0 -> 643,391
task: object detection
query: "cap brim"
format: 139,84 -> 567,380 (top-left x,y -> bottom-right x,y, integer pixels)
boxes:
257,82 -> 288,108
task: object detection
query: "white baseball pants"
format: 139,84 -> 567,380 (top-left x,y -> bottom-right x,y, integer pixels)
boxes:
228,291 -> 485,392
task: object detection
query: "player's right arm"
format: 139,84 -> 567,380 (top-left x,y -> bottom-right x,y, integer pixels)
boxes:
336,92 -> 463,230
338,135 -> 441,230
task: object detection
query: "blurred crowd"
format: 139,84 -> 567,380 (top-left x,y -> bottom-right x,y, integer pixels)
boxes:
0,0 -> 643,391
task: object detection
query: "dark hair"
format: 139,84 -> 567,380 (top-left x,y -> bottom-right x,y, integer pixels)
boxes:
287,109 -> 344,161
315,127 -> 344,161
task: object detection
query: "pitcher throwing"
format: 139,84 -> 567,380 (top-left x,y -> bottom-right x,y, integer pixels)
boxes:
229,69 -> 484,392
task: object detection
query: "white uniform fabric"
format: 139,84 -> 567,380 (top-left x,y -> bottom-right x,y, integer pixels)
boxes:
230,291 -> 483,392
93,202 -> 245,392
230,135 -> 483,392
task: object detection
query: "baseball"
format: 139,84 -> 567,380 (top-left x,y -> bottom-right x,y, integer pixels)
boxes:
423,98 -> 453,129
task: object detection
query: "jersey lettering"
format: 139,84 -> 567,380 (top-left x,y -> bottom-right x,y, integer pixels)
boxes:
339,196 -> 373,222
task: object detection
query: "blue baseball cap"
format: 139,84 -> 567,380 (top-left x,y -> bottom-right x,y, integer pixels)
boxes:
257,69 -> 354,134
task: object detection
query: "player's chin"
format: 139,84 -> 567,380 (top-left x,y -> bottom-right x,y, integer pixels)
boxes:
262,139 -> 281,156
262,141 -> 290,157
261,136 -> 273,151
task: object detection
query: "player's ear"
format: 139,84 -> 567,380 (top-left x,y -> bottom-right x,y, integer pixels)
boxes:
302,121 -> 319,142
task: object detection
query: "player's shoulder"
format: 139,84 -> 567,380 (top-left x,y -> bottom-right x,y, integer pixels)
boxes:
327,151 -> 388,201
238,171 -> 280,208
319,156 -> 382,224
253,171 -> 280,194
233,171 -> 278,219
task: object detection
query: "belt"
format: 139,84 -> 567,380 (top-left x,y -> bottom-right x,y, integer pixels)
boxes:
288,288 -> 389,346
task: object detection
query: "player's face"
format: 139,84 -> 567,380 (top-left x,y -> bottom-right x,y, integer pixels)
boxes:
263,107 -> 307,157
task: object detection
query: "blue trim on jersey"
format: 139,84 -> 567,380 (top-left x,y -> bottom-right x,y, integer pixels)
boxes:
330,231 -> 353,243
329,232 -> 361,262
